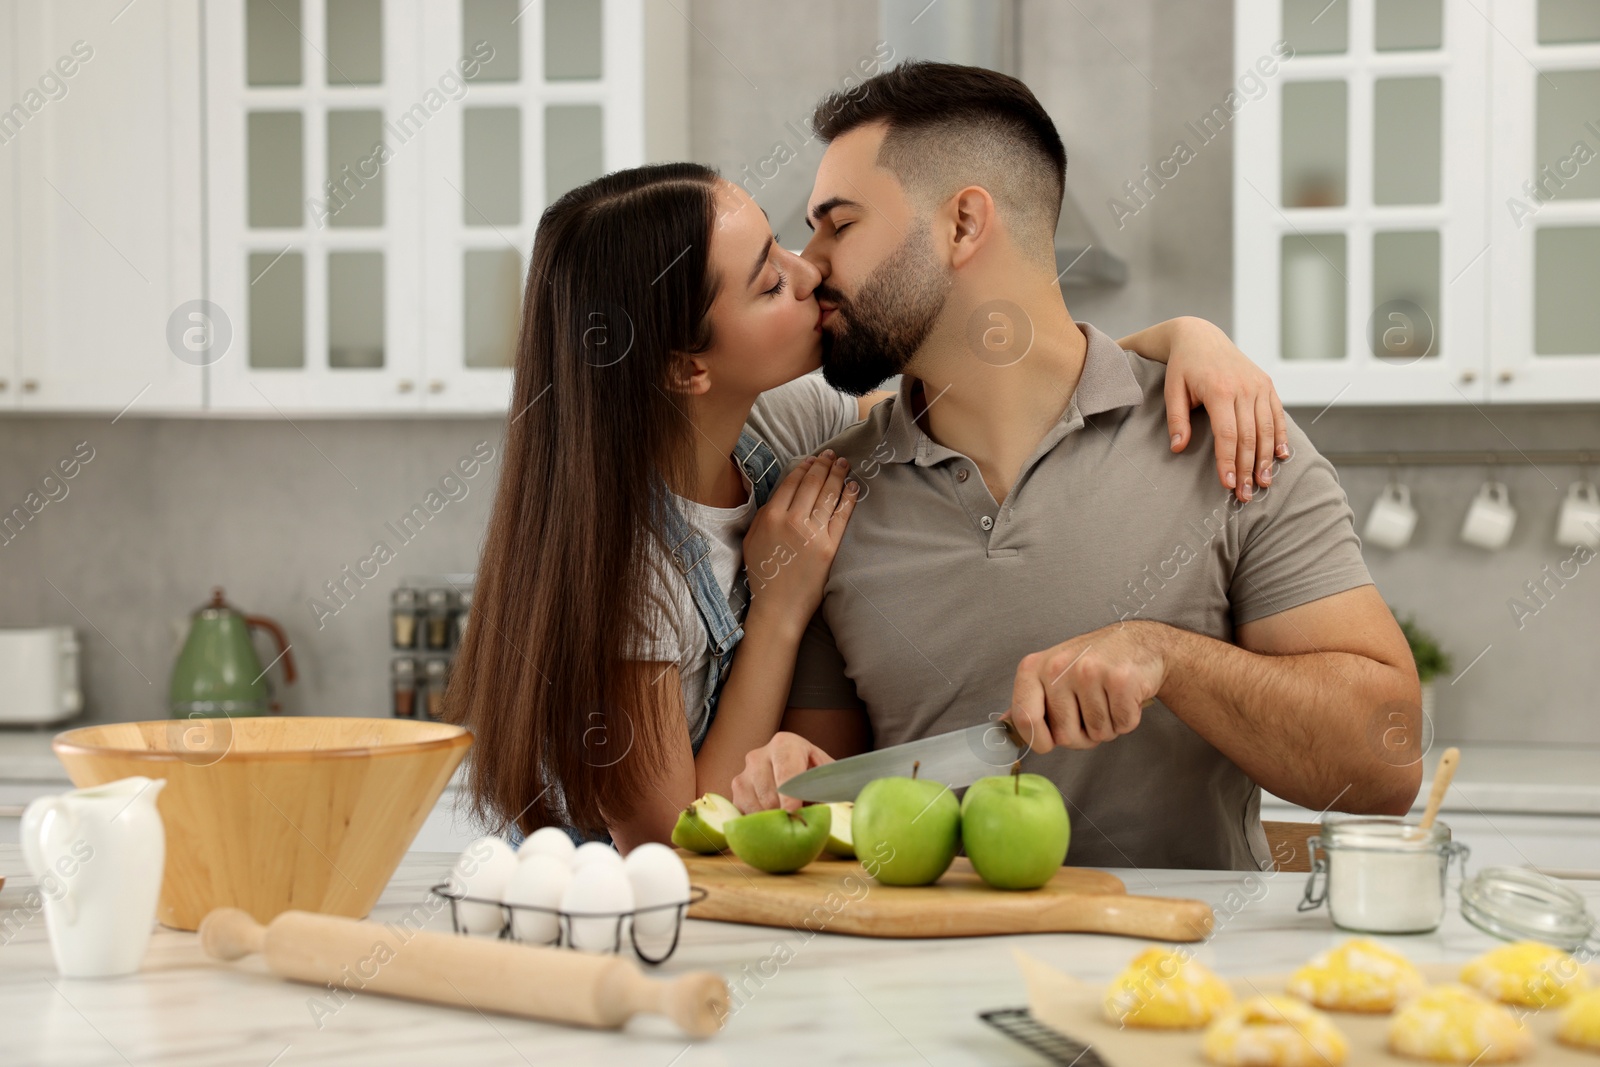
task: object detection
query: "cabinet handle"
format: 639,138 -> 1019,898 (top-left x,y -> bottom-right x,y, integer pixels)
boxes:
22,379 -> 38,393
398,379 -> 415,393
1460,370 -> 1477,384
0,379 -> 8,392
0,804 -> 26,817
428,379 -> 445,394
1497,369 -> 1514,384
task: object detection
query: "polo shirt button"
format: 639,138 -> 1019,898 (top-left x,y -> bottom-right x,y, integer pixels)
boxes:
980,515 -> 994,531
956,467 -> 970,482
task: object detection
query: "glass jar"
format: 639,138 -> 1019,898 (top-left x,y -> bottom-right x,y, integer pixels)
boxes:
391,588 -> 418,649
1459,866 -> 1595,950
425,588 -> 453,650
1299,814 -> 1470,934
390,656 -> 417,718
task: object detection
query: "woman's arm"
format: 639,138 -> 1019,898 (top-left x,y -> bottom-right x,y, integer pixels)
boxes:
693,453 -> 856,794
1119,317 -> 1289,503
607,454 -> 859,850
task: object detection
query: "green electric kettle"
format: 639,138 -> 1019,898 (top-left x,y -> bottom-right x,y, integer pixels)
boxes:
168,587 -> 297,718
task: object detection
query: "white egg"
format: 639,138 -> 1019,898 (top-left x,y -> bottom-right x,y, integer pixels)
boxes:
448,836 -> 517,936
502,854 -> 570,945
518,826 -> 577,867
572,841 -> 624,874
559,862 -> 633,953
624,842 -> 691,943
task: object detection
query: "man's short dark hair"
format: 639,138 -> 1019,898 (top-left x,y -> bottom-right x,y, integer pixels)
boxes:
811,61 -> 1067,264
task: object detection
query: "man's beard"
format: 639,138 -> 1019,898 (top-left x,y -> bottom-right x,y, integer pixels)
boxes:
817,227 -> 951,396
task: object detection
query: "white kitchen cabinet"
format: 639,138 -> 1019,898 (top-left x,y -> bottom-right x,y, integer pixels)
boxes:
1237,0 -> 1600,406
0,0 -> 672,417
9,1 -> 205,414
205,0 -> 648,415
1487,7 -> 1600,401
1235,0 -> 1492,406
0,2 -> 16,411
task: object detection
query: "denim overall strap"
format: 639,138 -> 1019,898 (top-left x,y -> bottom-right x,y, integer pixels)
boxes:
505,433 -> 785,852
664,428 -> 782,755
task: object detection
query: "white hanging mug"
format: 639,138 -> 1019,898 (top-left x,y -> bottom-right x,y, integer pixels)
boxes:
1364,482 -> 1418,550
1460,481 -> 1516,550
1555,481 -> 1600,548
20,776 -> 167,978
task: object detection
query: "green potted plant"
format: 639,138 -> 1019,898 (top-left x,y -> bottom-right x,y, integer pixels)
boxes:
1393,609 -> 1453,723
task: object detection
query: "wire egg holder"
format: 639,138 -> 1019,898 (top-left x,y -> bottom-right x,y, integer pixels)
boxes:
428,882 -> 708,965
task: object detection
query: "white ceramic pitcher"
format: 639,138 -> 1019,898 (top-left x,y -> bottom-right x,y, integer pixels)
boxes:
20,775 -> 167,978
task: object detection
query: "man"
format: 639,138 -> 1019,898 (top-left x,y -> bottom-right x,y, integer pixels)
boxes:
730,62 -> 1422,870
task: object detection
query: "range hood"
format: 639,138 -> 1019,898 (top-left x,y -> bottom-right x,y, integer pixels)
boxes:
773,1 -> 1128,287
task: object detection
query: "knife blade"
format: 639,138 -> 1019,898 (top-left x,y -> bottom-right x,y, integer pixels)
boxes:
777,719 -> 1029,803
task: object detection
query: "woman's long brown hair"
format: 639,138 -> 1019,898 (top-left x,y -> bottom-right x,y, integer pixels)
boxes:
446,163 -> 722,837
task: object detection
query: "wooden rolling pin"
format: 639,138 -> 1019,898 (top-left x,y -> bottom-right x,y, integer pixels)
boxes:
198,907 -> 729,1038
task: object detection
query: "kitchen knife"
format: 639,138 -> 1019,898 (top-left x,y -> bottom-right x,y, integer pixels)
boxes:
778,719 -> 1031,803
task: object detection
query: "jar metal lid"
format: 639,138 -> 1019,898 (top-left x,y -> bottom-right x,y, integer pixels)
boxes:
1459,866 -> 1595,950
1318,813 -> 1451,853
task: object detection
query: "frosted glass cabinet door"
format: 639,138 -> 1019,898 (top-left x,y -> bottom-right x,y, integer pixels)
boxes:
12,1 -> 204,412
416,0 -> 645,412
206,0 -> 424,412
1234,0 -> 1490,404
1488,1 -> 1600,398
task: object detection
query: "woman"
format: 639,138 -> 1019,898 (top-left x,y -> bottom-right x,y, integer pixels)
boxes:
445,162 -> 1287,852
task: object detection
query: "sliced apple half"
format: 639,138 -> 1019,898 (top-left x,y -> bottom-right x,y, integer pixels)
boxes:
822,801 -> 855,857
670,791 -> 741,854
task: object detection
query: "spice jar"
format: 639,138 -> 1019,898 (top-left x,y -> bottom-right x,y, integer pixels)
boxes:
391,588 -> 418,649
1299,814 -> 1470,934
423,658 -> 449,720
454,589 -> 473,647
425,588 -> 452,650
1460,866 -> 1595,950
391,656 -> 417,718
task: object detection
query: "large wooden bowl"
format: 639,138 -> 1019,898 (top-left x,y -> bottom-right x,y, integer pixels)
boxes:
52,717 -> 472,931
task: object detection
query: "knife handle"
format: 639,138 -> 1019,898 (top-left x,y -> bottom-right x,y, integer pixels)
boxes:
1001,699 -> 1157,754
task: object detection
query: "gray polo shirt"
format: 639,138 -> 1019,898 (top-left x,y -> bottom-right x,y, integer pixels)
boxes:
787,322 -> 1374,871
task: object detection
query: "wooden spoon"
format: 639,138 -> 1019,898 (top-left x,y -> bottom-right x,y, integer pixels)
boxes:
1417,746 -> 1460,830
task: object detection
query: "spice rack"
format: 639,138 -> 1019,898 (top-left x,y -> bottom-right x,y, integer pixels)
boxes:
389,573 -> 474,720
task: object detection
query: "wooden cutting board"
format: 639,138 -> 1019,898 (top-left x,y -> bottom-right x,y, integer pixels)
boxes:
682,853 -> 1215,941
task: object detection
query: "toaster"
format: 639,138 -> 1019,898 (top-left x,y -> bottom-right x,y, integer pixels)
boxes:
0,626 -> 82,724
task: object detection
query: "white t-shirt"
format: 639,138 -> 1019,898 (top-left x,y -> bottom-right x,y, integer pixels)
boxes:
633,374 -> 860,744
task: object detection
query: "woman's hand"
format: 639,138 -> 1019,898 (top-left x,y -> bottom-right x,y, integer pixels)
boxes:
742,450 -> 858,632
1119,317 -> 1289,502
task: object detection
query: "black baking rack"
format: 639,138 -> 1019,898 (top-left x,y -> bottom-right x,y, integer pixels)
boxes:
428,882 -> 708,965
979,1007 -> 1111,1066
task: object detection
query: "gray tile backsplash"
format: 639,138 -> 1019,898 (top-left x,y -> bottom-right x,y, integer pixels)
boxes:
0,416 -> 503,723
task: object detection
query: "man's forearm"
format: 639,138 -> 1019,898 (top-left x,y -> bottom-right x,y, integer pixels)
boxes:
1146,622 -> 1422,814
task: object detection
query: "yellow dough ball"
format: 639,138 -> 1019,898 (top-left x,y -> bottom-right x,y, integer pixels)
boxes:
1559,988 -> 1600,1052
1102,947 -> 1235,1029
1460,941 -> 1591,1008
1387,985 -> 1533,1063
1202,994 -> 1349,1067
1287,938 -> 1429,1013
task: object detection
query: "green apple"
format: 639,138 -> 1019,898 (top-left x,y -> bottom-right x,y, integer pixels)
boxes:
852,767 -> 961,886
723,805 -> 832,874
822,801 -> 855,858
960,764 -> 1071,890
670,792 -> 741,854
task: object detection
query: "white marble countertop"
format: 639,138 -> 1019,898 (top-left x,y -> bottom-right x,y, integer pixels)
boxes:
1262,741 -> 1600,817
0,726 -> 74,781
2,844 -> 1596,1066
